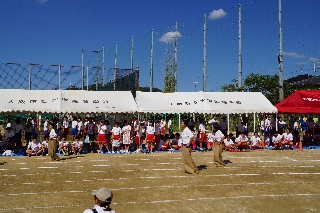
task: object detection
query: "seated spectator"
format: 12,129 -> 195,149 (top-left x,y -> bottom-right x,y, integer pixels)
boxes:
155,135 -> 167,151
26,136 -> 42,157
4,127 -> 15,150
59,136 -> 70,155
235,132 -> 249,150
83,187 -> 115,213
282,128 -> 294,149
170,133 -> 182,150
250,132 -> 262,150
41,138 -> 49,156
72,136 -> 84,155
272,131 -> 283,150
223,134 -> 235,151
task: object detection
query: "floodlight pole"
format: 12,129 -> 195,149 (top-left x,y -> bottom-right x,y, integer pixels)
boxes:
203,14 -> 207,92
28,63 -> 40,90
81,49 -> 84,90
278,0 -> 284,101
150,29 -> 154,92
238,4 -> 242,88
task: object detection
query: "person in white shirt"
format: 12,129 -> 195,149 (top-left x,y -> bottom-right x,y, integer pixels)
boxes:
250,132 -> 262,149
97,120 -> 107,153
167,117 -> 173,136
41,138 -> 49,156
223,134 -> 235,151
77,117 -> 84,139
181,120 -> 198,174
83,187 -> 115,213
168,133 -> 182,150
146,122 -> 155,154
43,117 -> 50,138
72,136 -> 84,155
62,116 -> 69,138
26,136 -> 42,157
278,117 -> 286,135
272,131 -> 283,150
5,118 -> 11,128
59,136 -> 70,155
213,125 -> 225,167
122,120 -> 131,154
206,131 -> 215,151
71,117 -> 78,141
104,120 -> 111,153
235,132 -> 249,150
198,119 -> 206,151
208,115 -> 219,126
111,122 -> 121,153
49,122 -> 60,161
281,128 -> 294,149
25,118 -> 33,144
160,118 -> 166,136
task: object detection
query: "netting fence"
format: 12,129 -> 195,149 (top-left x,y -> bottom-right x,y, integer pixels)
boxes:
1,1 -> 319,92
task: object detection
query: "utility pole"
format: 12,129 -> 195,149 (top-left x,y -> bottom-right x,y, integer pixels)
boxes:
81,49 -> 84,90
102,47 -> 105,86
130,36 -> 134,71
278,0 -> 284,101
114,42 -> 118,91
203,14 -> 207,92
238,4 -> 242,89
174,21 -> 178,92
150,29 -> 154,92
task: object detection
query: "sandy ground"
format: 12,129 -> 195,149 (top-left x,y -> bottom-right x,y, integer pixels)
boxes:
0,149 -> 320,213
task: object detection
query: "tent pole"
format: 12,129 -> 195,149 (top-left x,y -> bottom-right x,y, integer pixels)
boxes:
227,113 -> 230,135
179,113 -> 181,133
276,113 -> 278,131
254,113 -> 256,132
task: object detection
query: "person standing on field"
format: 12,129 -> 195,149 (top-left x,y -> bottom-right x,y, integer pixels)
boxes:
213,125 -> 225,167
181,120 -> 198,174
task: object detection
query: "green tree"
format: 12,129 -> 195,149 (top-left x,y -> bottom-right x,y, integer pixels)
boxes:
221,73 -> 294,105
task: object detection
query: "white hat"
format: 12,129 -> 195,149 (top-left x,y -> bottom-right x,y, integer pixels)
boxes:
91,187 -> 113,202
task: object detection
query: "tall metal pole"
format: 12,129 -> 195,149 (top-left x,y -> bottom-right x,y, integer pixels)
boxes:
131,36 -> 134,70
174,22 -> 178,92
28,64 -> 31,90
203,14 -> 207,92
102,47 -> 105,86
278,0 -> 284,101
314,63 -> 316,77
58,65 -> 61,90
150,29 -> 154,92
81,49 -> 84,90
238,4 -> 242,88
114,43 -> 118,91
86,66 -> 89,91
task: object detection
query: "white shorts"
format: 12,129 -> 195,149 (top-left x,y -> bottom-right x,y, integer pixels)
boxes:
112,140 -> 119,147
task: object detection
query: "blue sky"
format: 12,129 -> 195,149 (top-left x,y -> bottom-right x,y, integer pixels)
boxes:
0,0 -> 319,91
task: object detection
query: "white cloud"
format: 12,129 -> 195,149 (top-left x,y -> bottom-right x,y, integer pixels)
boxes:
159,32 -> 182,43
283,51 -> 306,59
208,9 -> 227,20
38,0 -> 48,4
309,57 -> 319,62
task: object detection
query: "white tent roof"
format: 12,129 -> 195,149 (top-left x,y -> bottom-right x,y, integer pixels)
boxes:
0,90 -> 138,113
60,90 -> 137,113
135,91 -> 277,114
0,89 -> 61,113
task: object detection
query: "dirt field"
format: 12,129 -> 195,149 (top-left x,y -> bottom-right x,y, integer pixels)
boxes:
1,149 -> 320,213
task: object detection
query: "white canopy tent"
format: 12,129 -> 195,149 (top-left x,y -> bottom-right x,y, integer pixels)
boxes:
135,91 -> 277,114
0,90 -> 138,113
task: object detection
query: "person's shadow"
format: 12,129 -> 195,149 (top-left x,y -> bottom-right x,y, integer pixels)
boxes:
224,160 -> 232,164
197,165 -> 207,171
0,161 -> 7,165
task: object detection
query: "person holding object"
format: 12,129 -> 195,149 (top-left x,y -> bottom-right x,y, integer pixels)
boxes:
48,122 -> 60,161
181,120 -> 198,174
83,187 -> 115,213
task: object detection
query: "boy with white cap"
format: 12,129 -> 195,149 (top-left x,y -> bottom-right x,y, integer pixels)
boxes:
83,187 -> 115,213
